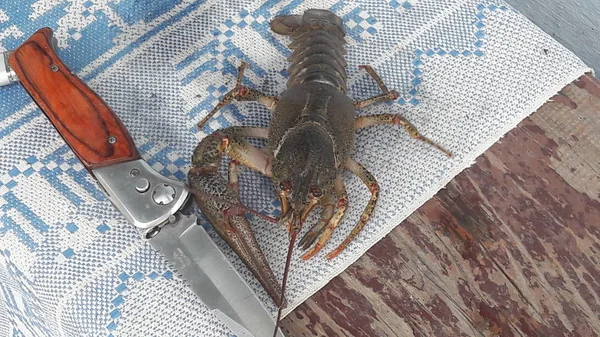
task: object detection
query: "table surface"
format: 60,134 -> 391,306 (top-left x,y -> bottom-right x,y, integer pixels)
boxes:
505,0 -> 600,75
281,73 -> 600,337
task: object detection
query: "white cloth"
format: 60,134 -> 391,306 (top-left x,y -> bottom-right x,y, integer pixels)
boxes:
0,0 -> 590,336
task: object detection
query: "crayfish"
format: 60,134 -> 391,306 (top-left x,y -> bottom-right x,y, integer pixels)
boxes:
187,9 -> 452,335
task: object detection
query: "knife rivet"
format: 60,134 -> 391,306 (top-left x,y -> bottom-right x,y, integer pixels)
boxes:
130,168 -> 140,177
108,136 -> 117,144
51,64 -> 59,72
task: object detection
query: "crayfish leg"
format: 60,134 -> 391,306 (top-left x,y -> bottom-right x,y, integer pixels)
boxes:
354,114 -> 453,157
359,65 -> 390,93
197,61 -> 279,130
302,176 -> 348,260
325,159 -> 379,260
351,65 -> 452,156
299,193 -> 336,251
352,65 -> 400,109
353,91 -> 399,109
228,159 -> 240,193
203,126 -> 274,177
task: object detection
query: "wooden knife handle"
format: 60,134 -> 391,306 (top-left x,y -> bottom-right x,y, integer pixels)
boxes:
8,28 -> 140,171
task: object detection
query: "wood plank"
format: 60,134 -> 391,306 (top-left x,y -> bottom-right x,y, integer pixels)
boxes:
282,74 -> 600,337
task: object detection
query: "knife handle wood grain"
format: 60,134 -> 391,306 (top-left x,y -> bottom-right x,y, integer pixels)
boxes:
8,27 -> 140,171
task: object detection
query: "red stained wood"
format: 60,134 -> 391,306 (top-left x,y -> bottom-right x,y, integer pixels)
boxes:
8,28 -> 139,171
283,74 -> 600,337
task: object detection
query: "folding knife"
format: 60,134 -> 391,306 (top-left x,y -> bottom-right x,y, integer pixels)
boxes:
1,27 -> 284,337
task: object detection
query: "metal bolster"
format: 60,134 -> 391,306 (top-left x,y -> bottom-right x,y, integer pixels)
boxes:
0,51 -> 18,87
92,159 -> 190,229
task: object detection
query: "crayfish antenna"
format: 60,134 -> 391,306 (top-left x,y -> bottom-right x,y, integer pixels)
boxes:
272,226 -> 299,337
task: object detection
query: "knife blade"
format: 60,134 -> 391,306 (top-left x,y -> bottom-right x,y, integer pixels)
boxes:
1,27 -> 284,337
148,214 -> 285,337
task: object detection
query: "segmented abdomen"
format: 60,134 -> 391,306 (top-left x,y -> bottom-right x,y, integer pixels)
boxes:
286,12 -> 348,93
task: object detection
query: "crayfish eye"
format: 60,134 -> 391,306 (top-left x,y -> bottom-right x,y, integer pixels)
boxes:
279,180 -> 292,191
311,187 -> 322,198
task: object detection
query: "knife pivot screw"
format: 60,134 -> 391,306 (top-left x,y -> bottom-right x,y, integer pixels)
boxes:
129,168 -> 140,177
50,64 -> 59,72
152,184 -> 176,205
108,136 -> 117,144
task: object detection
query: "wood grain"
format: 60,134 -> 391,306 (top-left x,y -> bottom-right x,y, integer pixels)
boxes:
8,28 -> 139,171
282,73 -> 600,337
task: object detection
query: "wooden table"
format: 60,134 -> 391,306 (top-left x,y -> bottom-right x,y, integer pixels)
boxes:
281,74 -> 600,337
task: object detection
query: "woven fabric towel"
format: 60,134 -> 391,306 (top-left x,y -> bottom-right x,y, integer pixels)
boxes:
0,0 -> 590,336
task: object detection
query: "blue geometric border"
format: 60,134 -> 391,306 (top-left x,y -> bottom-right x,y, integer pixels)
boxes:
399,2 -> 512,105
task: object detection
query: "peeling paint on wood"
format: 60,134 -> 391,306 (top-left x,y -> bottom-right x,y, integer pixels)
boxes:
281,74 -> 600,337
531,75 -> 600,202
